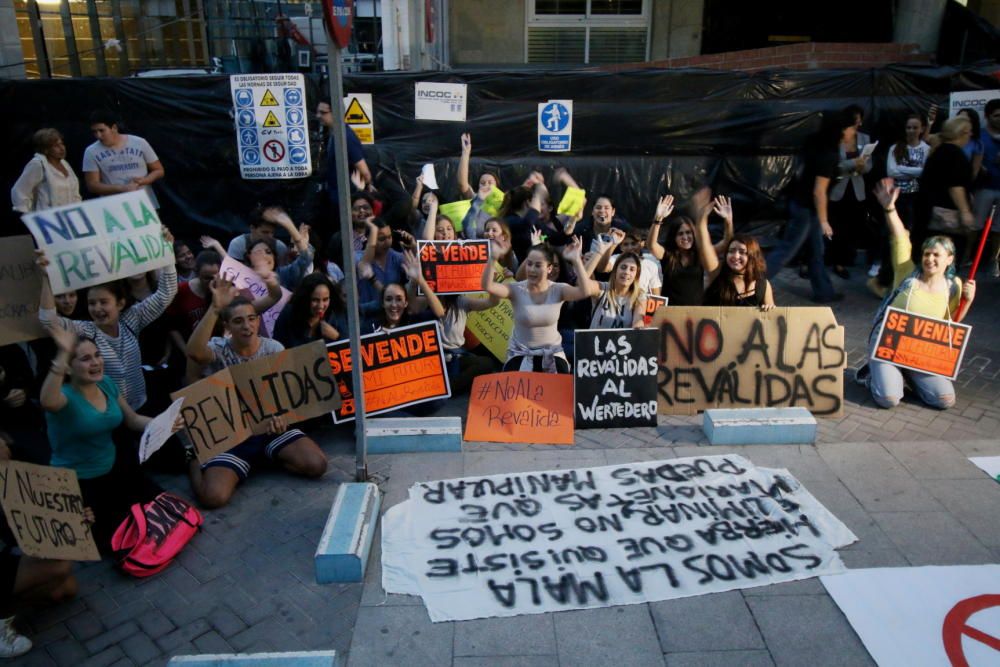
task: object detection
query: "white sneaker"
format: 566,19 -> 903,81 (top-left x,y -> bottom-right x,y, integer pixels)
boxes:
867,262 -> 881,278
0,617 -> 31,658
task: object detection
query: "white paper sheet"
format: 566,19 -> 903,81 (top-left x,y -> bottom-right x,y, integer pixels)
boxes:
969,456 -> 1000,482
382,455 -> 856,622
420,163 -> 439,191
138,397 -> 184,463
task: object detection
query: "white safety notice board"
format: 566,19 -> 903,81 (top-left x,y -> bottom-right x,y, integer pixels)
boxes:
231,73 -> 311,179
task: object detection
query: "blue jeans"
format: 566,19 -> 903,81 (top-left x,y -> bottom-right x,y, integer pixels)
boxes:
767,201 -> 836,301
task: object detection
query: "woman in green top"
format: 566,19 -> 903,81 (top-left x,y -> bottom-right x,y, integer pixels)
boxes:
40,324 -> 181,550
862,178 -> 977,410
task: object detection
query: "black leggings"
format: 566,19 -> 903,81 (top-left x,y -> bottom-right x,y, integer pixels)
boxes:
502,356 -> 570,374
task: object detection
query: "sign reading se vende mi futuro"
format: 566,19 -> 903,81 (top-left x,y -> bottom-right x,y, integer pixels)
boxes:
872,307 -> 971,380
21,190 -> 174,292
417,240 -> 490,294
651,307 -> 846,417
172,341 -> 341,463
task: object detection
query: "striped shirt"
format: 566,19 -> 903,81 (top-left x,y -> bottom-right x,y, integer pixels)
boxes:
40,265 -> 177,410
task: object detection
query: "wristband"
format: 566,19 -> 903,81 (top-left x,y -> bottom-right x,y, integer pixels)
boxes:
883,208 -> 896,213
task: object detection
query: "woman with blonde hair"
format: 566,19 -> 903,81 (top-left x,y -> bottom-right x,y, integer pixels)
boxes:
585,235 -> 647,328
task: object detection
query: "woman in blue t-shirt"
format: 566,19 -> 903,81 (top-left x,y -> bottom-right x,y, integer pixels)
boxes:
40,324 -> 182,551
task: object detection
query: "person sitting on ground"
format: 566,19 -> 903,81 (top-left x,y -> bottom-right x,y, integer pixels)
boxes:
173,240 -> 198,283
482,237 -> 598,373
226,205 -> 291,264
355,218 -> 415,303
184,278 -> 328,508
36,227 -> 178,411
245,213 -> 313,291
859,178 -> 975,410
273,273 -> 347,347
40,323 -> 179,548
696,197 -> 775,309
418,191 -> 459,241
647,195 -> 727,306
584,234 -> 648,329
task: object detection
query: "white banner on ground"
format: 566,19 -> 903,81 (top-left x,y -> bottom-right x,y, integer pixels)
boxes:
969,457 -> 1000,482
821,565 -> 1000,667
382,455 -> 856,622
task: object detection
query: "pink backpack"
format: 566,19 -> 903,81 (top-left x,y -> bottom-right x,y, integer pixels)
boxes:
111,492 -> 202,577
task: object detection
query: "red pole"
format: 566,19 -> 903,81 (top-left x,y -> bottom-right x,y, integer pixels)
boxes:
957,204 -> 996,315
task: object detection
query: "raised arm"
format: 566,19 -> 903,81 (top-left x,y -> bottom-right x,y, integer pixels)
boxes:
186,276 -> 238,366
360,219 -> 379,264
200,235 -> 228,258
873,178 -> 906,240
482,237 -> 512,300
457,133 -> 473,200
646,195 -> 674,260
693,203 -> 721,281
251,269 -> 282,313
560,237 -> 601,301
410,174 -> 425,210
126,226 -> 178,329
711,195 -> 735,257
420,192 -> 440,240
39,323 -> 76,413
403,250 -> 445,318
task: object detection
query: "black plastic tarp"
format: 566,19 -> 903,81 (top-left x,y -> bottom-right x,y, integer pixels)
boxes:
2,63 -> 998,243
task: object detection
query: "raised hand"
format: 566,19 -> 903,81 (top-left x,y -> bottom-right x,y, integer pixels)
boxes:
490,235 -> 511,259
49,322 -> 77,354
712,195 -> 733,222
350,169 -> 365,191
609,228 -> 627,247
34,249 -> 50,269
562,236 -> 583,263
461,133 -> 472,154
655,195 -> 674,222
530,226 -> 544,246
200,235 -> 225,255
161,225 -> 174,244
402,250 -> 422,282
873,178 -> 899,210
209,275 -> 239,310
357,260 -> 375,281
397,230 -> 416,250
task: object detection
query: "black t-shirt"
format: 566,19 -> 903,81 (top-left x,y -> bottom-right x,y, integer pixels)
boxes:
919,143 -> 972,211
791,146 -> 839,209
704,278 -> 769,307
662,260 -> 705,306
574,217 -> 632,255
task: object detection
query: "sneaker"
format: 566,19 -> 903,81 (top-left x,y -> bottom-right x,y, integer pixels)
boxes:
854,364 -> 871,387
0,617 -> 31,658
991,261 -> 999,279
867,262 -> 881,278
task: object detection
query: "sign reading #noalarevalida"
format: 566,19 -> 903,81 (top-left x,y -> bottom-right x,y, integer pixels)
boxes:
381,455 -> 856,622
21,190 -> 174,293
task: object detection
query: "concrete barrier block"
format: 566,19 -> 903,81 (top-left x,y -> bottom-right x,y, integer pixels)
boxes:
365,416 -> 462,454
315,482 -> 381,584
703,407 -> 817,445
168,650 -> 339,666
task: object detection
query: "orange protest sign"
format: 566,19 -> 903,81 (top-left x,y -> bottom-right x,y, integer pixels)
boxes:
872,307 -> 971,380
643,294 -> 668,326
464,372 -> 574,445
326,321 -> 451,422
417,240 -> 491,294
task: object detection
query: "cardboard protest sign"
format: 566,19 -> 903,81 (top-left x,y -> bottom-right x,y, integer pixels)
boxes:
21,190 -> 174,293
465,372 -> 574,444
822,565 -> 1000,667
326,321 -> 450,423
651,306 -> 845,417
382,455 -> 856,621
417,240 -> 490,295
642,294 -> 668,326
872,307 -> 971,380
171,341 -> 340,463
0,235 -> 46,346
466,263 -> 514,361
138,398 -> 184,464
557,186 -> 587,217
219,256 -> 292,336
0,461 -> 100,561
438,200 -> 472,231
231,73 -> 311,179
575,329 -> 659,429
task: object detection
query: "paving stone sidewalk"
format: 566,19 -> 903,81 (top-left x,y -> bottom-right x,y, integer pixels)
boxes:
11,267 -> 1000,666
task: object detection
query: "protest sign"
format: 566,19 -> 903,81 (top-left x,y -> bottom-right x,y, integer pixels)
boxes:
231,73 -> 311,179
465,372 -> 574,444
139,398 -> 185,464
466,263 -> 514,361
651,306 -> 845,417
822,565 -> 1000,667
557,186 -> 587,217
0,461 -> 100,561
949,90 -> 1000,125
219,255 -> 293,336
538,100 -> 573,152
872,307 -> 971,380
438,200 -> 472,231
21,190 -> 173,293
326,321 -> 450,423
417,240 -> 490,295
643,294 -> 668,326
382,454 -> 856,621
415,82 -> 467,122
343,93 -> 374,144
171,341 -> 340,462
0,235 -> 46,345
969,457 -> 1000,482
575,329 -> 659,429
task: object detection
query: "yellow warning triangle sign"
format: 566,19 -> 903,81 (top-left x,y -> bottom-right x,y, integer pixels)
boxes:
259,89 -> 279,106
263,110 -> 281,127
344,97 -> 371,125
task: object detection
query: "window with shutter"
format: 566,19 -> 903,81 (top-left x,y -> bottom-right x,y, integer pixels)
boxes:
526,0 -> 649,65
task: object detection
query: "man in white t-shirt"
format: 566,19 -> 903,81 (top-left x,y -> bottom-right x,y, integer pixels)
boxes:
82,110 -> 164,207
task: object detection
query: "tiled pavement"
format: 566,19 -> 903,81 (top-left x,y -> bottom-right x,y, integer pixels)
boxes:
11,267 -> 1000,666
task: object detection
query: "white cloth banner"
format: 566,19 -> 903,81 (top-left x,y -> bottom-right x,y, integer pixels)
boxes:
969,457 -> 1000,482
382,455 -> 856,622
822,565 -> 1000,667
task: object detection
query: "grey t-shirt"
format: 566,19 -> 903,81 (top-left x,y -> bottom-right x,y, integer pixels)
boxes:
204,336 -> 284,376
82,134 -> 160,206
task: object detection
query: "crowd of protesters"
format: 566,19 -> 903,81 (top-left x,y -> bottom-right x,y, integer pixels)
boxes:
0,97 -> 996,656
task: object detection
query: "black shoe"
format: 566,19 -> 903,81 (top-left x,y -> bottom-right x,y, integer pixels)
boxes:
811,292 -> 845,303
855,364 -> 870,387
833,266 -> 850,279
